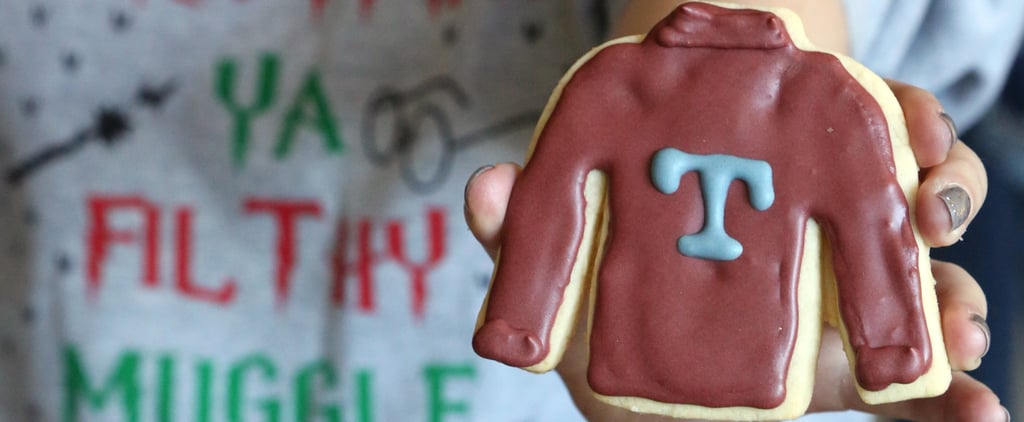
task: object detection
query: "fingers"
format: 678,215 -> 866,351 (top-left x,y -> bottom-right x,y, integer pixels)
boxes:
933,260 -> 990,371
887,80 -> 989,246
464,162 -> 521,260
811,335 -> 1006,422
888,80 -> 957,168
858,372 -> 1007,422
916,141 -> 988,246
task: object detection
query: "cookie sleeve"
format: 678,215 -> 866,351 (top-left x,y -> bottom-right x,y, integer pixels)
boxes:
823,182 -> 931,391
816,72 -> 933,392
472,53 -> 619,372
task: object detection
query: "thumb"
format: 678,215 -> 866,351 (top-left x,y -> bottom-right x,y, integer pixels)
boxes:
464,162 -> 521,260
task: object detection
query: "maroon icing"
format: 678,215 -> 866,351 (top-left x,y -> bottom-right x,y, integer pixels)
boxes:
473,2 -> 931,409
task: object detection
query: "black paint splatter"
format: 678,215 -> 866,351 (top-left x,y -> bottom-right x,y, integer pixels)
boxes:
95,107 -> 131,143
110,10 -> 132,32
61,51 -> 80,73
30,5 -> 48,28
5,76 -> 177,186
521,21 -> 544,44
55,253 -> 71,275
6,107 -> 131,185
20,98 -> 39,118
136,80 -> 177,109
442,24 -> 458,46
21,306 -> 34,324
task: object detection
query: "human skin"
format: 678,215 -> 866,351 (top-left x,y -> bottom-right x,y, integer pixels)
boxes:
465,1 -> 1001,421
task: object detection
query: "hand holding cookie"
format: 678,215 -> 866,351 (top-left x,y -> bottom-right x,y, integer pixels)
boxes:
466,2 -> 1000,421
465,97 -> 999,422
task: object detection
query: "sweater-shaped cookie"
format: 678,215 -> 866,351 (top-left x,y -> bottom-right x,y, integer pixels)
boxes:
473,2 -> 951,420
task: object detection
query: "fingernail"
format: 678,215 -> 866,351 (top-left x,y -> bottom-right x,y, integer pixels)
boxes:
971,313 -> 991,360
939,111 -> 958,152
465,165 -> 495,204
938,185 -> 971,232
1004,406 -> 1012,422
